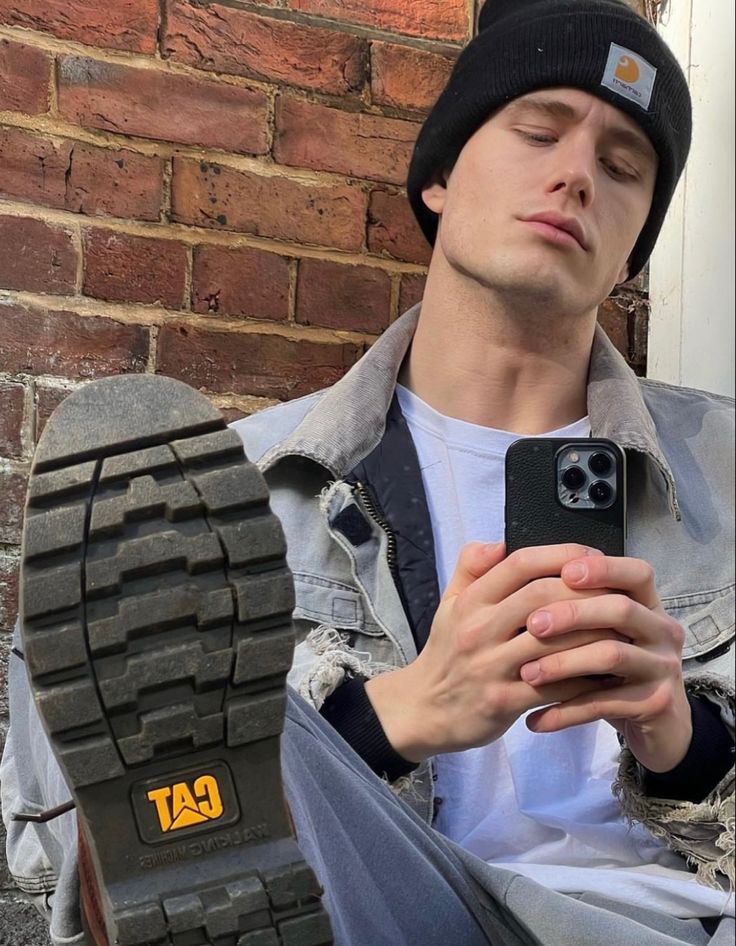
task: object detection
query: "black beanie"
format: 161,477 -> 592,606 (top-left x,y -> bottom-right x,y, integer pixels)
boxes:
407,0 -> 692,278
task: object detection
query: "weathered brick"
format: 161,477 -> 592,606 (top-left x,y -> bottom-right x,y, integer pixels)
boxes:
36,384 -> 74,441
164,0 -> 367,96
0,383 -> 26,459
83,229 -> 187,309
368,190 -> 432,265
274,96 -> 418,186
371,42 -> 455,112
58,57 -> 270,155
0,40 -> 50,115
296,259 -> 391,334
399,273 -> 426,314
0,216 -> 77,295
0,0 -> 159,54
171,158 -> 367,253
157,324 -> 364,400
285,0 -> 469,42
218,406 -> 247,426
0,466 -> 27,544
0,553 -> 20,631
192,245 -> 290,321
67,146 -> 164,220
0,302 -> 149,380
0,127 -> 163,221
597,295 -> 630,360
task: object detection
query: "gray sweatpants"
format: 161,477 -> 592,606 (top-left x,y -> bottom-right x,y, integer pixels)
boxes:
283,690 -> 734,946
3,670 -> 733,946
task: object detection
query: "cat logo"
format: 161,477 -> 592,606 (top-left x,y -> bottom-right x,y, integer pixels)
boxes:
614,55 -> 640,84
147,775 -> 224,832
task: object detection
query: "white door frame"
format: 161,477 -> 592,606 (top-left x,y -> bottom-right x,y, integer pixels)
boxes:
648,0 -> 735,397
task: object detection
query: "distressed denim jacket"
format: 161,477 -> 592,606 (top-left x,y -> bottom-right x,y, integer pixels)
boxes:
2,306 -> 734,935
235,306 -> 735,887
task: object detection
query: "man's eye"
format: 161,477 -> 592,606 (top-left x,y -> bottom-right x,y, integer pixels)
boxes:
517,131 -> 557,144
602,159 -> 637,180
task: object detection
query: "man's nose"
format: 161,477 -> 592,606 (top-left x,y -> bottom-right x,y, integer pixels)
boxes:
546,137 -> 597,207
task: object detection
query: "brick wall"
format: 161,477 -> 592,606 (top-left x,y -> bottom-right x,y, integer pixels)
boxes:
0,0 -> 650,936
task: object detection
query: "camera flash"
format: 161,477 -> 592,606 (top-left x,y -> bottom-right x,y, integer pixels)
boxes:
568,452 -> 580,463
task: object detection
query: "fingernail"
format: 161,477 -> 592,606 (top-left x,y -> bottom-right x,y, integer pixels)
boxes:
528,611 -> 552,634
521,661 -> 541,683
565,562 -> 587,583
584,547 -> 604,556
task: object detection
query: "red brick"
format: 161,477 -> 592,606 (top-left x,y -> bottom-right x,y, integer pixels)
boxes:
368,190 -> 432,265
83,229 -> 187,309
0,216 -> 77,294
274,96 -> 418,186
597,295 -> 630,360
0,41 -> 50,114
371,42 -> 455,112
164,0 -> 367,96
192,245 -> 290,321
0,467 -> 27,544
0,553 -> 20,631
157,324 -> 364,400
35,385 -> 74,441
171,158 -> 367,253
296,259 -> 391,334
218,406 -> 247,425
0,0 -> 159,54
285,0 -> 469,42
0,384 -> 26,459
0,302 -> 149,380
0,127 -> 163,221
58,57 -> 270,155
399,273 -> 426,314
67,146 -> 164,220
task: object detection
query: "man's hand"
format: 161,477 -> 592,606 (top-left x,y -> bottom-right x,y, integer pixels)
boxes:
520,554 -> 692,773
365,542 -> 623,763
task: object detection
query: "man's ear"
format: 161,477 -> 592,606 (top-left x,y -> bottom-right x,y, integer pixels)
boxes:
615,259 -> 630,285
421,169 -> 450,215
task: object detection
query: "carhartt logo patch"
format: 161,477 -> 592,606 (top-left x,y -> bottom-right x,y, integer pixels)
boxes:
601,43 -> 657,111
132,762 -> 240,844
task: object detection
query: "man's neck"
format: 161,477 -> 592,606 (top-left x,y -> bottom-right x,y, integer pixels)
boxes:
399,256 -> 597,435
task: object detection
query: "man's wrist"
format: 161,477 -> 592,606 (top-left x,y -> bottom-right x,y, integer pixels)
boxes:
629,688 -> 693,774
364,667 -> 433,765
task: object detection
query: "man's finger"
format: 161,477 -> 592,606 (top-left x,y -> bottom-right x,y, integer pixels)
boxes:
525,594 -> 682,647
560,555 -> 661,609
525,682 -> 655,733
444,541 -> 506,598
466,544 -> 604,606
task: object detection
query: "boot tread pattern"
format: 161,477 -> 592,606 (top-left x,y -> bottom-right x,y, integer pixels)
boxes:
21,376 -> 332,946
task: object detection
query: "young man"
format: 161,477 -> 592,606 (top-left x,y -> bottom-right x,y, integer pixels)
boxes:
2,1 -> 734,944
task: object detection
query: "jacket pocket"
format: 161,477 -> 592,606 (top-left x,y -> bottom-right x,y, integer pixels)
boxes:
664,584 -> 735,668
292,571 -> 384,636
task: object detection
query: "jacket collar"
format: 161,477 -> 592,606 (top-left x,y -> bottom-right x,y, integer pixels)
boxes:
260,304 -> 680,518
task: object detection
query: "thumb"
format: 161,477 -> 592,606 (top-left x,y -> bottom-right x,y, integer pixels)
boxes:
444,541 -> 505,598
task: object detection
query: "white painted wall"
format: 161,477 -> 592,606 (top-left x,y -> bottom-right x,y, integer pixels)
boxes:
648,0 -> 735,397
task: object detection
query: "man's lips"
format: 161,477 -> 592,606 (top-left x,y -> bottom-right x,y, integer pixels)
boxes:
520,214 -> 589,251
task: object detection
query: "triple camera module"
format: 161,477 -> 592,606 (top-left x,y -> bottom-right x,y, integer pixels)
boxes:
557,446 -> 617,510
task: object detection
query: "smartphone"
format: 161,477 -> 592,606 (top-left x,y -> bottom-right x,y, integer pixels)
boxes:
504,438 -> 626,556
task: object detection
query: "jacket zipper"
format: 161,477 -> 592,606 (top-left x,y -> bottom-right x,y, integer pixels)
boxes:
354,480 -> 399,579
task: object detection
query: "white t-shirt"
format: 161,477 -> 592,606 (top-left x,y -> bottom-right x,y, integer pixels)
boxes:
395,383 -> 734,920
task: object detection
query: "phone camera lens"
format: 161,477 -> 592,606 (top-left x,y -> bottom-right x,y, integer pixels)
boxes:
589,452 -> 613,476
589,481 -> 613,505
562,466 -> 586,490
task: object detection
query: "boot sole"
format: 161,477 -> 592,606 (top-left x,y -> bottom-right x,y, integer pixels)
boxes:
20,375 -> 333,946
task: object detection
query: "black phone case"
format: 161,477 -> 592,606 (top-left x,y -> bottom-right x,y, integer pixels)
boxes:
504,438 -> 626,556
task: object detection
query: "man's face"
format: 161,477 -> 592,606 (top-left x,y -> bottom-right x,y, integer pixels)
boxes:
421,87 -> 659,316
